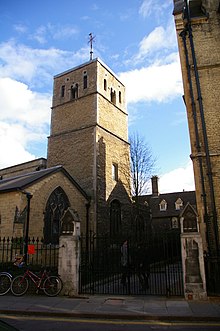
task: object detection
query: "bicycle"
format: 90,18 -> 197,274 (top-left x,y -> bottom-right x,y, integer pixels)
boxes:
0,272 -> 12,296
10,268 -> 63,297
0,254 -> 26,295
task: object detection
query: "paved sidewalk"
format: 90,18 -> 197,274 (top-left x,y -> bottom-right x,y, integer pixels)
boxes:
0,295 -> 220,321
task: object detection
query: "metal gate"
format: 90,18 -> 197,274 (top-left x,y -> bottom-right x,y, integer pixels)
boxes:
79,232 -> 184,296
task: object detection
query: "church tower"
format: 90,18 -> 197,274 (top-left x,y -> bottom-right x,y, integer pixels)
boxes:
173,0 -> 220,256
47,58 -> 131,235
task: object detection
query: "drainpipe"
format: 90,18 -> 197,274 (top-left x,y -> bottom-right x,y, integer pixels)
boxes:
85,201 -> 91,255
183,0 -> 219,255
179,29 -> 210,249
23,192 -> 33,263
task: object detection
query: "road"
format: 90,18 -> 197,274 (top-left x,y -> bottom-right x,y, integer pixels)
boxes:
1,314 -> 220,331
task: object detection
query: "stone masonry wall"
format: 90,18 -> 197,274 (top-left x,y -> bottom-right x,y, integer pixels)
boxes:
0,171 -> 88,238
47,59 -> 131,235
173,0 -> 220,251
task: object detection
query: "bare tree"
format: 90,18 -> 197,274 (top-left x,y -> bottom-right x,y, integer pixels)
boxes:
129,132 -> 156,198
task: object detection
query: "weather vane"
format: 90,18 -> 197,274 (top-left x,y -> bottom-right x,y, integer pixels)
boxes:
88,33 -> 95,61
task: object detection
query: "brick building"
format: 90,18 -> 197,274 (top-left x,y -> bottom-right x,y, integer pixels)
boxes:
138,176 -> 196,233
173,0 -> 220,256
0,59 -> 135,242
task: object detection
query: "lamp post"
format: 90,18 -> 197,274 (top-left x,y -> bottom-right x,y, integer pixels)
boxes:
23,192 -> 33,263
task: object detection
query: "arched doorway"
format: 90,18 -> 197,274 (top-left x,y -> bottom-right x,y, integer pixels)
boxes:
110,199 -> 121,237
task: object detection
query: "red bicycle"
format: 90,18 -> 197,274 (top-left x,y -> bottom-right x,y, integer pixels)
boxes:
10,268 -> 63,297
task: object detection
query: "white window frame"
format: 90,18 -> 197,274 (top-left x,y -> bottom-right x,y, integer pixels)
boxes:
159,199 -> 167,211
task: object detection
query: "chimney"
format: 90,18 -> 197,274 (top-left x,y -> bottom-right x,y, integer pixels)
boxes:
151,176 -> 159,196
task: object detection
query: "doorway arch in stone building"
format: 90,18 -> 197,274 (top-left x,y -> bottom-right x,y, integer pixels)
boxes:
110,199 -> 121,237
44,187 -> 70,244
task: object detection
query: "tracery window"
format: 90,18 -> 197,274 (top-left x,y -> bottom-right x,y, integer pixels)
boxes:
44,187 -> 70,244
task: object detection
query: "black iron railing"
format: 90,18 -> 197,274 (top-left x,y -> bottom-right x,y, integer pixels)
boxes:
0,237 -> 59,272
79,232 -> 183,296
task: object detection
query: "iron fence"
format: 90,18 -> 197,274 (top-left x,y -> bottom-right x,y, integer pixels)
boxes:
79,232 -> 184,296
205,255 -> 220,296
0,237 -> 59,272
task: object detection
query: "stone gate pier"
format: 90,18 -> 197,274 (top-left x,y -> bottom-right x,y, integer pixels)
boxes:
180,203 -> 207,300
58,208 -> 81,296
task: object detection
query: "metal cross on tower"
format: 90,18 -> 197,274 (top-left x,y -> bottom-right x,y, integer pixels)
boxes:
89,33 -> 95,61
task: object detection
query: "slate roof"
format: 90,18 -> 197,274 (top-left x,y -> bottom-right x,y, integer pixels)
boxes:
0,165 -> 90,200
139,191 -> 196,219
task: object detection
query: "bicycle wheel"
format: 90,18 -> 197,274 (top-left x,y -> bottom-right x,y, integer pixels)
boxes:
0,272 -> 12,295
11,275 -> 29,296
43,275 -> 63,297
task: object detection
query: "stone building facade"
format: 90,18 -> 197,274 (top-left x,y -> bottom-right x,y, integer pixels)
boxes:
173,0 -> 220,255
0,166 -> 89,240
0,58 -> 133,241
47,58 -> 132,236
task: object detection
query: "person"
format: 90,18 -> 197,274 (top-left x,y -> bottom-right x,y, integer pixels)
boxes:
136,244 -> 150,290
13,254 -> 25,268
120,240 -> 129,286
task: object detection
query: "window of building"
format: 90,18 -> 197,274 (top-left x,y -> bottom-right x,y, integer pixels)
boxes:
110,88 -> 116,104
61,85 -> 65,97
104,79 -> 107,91
159,199 -> 167,211
175,198 -> 183,210
135,215 -> 147,239
110,199 -> 121,236
71,83 -> 78,99
44,187 -> 70,244
171,217 -> 179,229
119,91 -> 121,103
83,72 -> 88,89
112,163 -> 118,181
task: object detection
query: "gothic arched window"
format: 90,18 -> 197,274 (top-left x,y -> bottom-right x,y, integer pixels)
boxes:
44,187 -> 70,244
110,199 -> 121,237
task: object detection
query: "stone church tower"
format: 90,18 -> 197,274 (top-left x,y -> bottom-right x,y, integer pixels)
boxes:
173,0 -> 220,256
47,58 -> 131,235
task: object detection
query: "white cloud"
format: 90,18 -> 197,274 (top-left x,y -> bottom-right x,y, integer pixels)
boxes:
31,24 -> 79,44
0,77 -> 51,126
136,23 -> 177,61
0,41 -> 89,88
13,24 -> 28,34
159,162 -> 195,193
0,122 -> 36,168
119,55 -> 183,104
139,0 -> 172,19
0,77 -> 50,169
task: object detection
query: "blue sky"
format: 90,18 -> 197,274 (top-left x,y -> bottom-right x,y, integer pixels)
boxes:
0,0 -> 195,193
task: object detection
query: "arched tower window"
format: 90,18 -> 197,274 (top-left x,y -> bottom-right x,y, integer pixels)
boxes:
61,85 -> 65,97
119,91 -> 121,103
110,88 -> 116,104
104,79 -> 107,91
110,199 -> 121,236
44,187 -> 70,244
83,71 -> 88,89
71,83 -> 78,99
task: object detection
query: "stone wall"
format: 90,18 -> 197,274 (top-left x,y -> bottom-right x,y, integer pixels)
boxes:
173,0 -> 220,252
0,171 -> 88,238
48,59 -> 131,235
